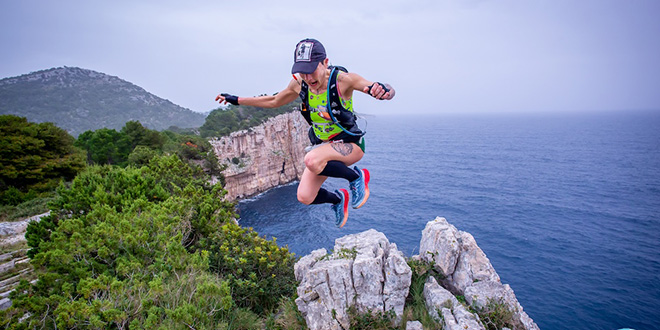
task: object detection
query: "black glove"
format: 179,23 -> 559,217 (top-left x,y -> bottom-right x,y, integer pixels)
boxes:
367,82 -> 391,96
221,93 -> 239,105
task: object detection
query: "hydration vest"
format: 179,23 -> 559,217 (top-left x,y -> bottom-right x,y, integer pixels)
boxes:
298,66 -> 365,142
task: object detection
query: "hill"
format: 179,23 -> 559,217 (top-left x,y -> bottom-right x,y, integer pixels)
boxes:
0,67 -> 206,136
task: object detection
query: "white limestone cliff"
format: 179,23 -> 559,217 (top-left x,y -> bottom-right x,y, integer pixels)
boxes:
295,218 -> 540,330
209,112 -> 309,201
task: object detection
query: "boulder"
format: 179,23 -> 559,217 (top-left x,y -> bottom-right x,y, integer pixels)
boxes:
0,298 -> 11,311
465,280 -> 540,330
405,320 -> 423,330
295,229 -> 412,330
419,217 -> 499,293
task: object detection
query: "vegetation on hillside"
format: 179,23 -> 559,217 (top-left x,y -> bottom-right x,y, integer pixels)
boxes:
199,97 -> 301,138
1,116 -> 221,221
1,155 -> 299,329
75,120 -> 220,173
0,67 -> 206,136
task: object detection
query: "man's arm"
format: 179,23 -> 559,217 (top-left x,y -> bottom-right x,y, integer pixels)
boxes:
216,79 -> 301,108
343,72 -> 395,101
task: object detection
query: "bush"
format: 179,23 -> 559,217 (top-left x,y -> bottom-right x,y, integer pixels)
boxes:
207,222 -> 298,315
0,186 -> 36,206
269,297 -> 307,330
127,145 -> 159,166
0,115 -> 85,198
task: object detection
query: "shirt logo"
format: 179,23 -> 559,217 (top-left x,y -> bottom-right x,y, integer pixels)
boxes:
296,41 -> 314,62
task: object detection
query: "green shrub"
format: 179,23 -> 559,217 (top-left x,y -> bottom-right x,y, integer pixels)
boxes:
0,115 -> 85,198
127,145 -> 159,166
207,222 -> 298,315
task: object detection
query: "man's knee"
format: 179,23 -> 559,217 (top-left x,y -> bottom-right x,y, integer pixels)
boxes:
304,153 -> 324,174
297,190 -> 315,205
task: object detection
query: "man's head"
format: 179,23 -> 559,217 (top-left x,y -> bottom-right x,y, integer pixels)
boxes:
291,38 -> 326,74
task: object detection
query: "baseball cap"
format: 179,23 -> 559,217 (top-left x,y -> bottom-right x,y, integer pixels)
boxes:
291,38 -> 326,74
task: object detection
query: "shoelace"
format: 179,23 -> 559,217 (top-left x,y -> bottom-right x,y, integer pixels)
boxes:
350,177 -> 363,200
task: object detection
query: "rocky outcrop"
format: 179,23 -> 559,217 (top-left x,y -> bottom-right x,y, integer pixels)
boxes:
295,218 -> 539,330
418,217 -> 539,330
424,276 -> 485,330
294,229 -> 412,330
0,212 -> 49,247
209,112 -> 309,201
0,212 -> 48,311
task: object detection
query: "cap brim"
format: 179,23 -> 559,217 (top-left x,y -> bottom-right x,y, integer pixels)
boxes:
291,61 -> 319,74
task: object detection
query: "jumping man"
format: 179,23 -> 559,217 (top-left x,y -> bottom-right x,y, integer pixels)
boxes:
216,38 -> 395,228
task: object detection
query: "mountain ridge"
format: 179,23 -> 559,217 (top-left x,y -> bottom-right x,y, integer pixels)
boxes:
0,66 -> 206,136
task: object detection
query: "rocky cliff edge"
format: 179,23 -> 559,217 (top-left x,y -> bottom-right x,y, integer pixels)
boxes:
295,217 -> 539,330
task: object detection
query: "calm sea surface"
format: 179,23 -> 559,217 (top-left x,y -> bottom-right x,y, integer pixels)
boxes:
238,111 -> 660,330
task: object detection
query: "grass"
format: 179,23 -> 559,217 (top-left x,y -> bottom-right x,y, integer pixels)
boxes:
347,305 -> 397,330
474,297 -> 515,330
0,194 -> 54,222
0,241 -> 28,255
266,296 -> 307,330
401,258 -> 444,329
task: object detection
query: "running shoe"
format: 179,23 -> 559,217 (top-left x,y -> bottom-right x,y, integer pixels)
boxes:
349,166 -> 370,209
332,189 -> 349,228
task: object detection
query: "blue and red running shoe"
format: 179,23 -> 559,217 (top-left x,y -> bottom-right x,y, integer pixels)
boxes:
349,166 -> 370,209
332,188 -> 349,228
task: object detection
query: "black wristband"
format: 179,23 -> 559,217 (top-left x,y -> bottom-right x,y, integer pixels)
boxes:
221,93 -> 239,105
367,82 -> 391,95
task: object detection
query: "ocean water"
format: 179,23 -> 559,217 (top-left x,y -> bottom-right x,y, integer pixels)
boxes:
238,111 -> 660,330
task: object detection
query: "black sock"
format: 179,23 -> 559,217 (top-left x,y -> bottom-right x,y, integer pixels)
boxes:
311,188 -> 341,205
319,161 -> 359,182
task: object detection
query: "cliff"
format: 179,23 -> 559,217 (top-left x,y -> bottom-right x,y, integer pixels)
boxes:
209,111 -> 309,201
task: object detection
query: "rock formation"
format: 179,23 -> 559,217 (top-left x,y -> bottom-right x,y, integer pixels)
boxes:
295,218 -> 540,330
417,217 -> 539,330
209,112 -> 309,201
294,229 -> 412,330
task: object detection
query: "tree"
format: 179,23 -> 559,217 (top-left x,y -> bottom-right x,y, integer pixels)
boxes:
121,120 -> 164,150
75,128 -> 131,166
0,115 -> 85,203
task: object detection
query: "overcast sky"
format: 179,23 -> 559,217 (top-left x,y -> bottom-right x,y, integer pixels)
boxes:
1,0 -> 659,115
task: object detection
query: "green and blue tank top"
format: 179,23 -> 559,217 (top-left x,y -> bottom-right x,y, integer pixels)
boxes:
307,89 -> 354,141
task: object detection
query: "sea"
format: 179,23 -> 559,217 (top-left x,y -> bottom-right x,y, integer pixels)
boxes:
237,111 -> 660,330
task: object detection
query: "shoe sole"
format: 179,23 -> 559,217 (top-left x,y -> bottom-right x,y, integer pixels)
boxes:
338,188 -> 349,228
353,169 -> 370,209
